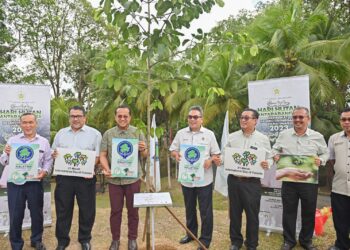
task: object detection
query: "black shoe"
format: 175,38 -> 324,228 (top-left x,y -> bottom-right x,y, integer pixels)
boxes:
81,242 -> 91,250
30,242 -> 46,250
109,241 -> 120,250
229,245 -> 240,250
328,246 -> 341,250
128,239 -> 138,250
179,235 -> 193,244
300,243 -> 318,250
281,243 -> 294,250
55,246 -> 66,250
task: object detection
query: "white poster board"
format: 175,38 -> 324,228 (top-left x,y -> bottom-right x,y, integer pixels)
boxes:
53,148 -> 96,178
224,147 -> 265,178
134,192 -> 172,208
178,144 -> 206,183
111,138 -> 139,178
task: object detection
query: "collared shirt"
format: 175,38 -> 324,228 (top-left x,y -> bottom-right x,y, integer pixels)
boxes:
272,128 -> 329,165
328,131 -> 350,196
223,130 -> 273,176
52,125 -> 102,153
169,126 -> 221,187
100,125 -> 146,185
0,133 -> 53,173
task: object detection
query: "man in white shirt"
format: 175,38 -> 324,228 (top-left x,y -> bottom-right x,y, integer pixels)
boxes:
169,106 -> 221,250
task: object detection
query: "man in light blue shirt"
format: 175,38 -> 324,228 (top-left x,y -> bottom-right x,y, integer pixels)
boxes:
0,112 -> 52,250
52,106 -> 102,250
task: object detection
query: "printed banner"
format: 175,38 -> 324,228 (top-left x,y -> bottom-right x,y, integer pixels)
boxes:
0,83 -> 51,232
224,147 -> 265,178
178,144 -> 206,183
111,138 -> 139,178
248,75 -> 309,233
276,155 -> 318,184
8,143 -> 40,184
53,148 -> 96,178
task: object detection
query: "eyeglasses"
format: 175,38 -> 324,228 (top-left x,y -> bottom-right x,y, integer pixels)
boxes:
188,115 -> 202,120
69,115 -> 84,119
117,115 -> 129,119
292,115 -> 307,120
340,117 -> 350,122
240,116 -> 255,121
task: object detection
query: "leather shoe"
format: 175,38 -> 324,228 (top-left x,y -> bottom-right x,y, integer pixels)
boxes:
229,245 -> 241,250
81,242 -> 91,250
328,246 -> 341,250
179,235 -> 193,244
109,241 -> 120,250
55,246 -> 66,250
128,239 -> 138,250
281,243 -> 294,250
300,243 -> 318,250
31,242 -> 46,250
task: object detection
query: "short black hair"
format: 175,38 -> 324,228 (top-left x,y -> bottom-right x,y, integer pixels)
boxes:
293,106 -> 310,116
341,107 -> 350,114
115,104 -> 131,116
69,106 -> 86,116
189,105 -> 203,116
20,112 -> 37,121
242,108 -> 259,119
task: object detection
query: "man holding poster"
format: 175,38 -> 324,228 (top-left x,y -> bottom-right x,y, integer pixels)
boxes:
52,106 -> 102,250
169,106 -> 220,250
223,108 -> 271,250
0,113 -> 52,250
272,107 -> 329,250
100,104 -> 148,250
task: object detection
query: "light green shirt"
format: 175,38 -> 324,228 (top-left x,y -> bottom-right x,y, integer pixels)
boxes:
223,130 -> 273,171
272,128 -> 329,165
328,131 -> 350,196
100,125 -> 146,185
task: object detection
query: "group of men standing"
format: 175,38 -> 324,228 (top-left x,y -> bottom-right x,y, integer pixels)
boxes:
1,104 -> 146,250
0,104 -> 349,250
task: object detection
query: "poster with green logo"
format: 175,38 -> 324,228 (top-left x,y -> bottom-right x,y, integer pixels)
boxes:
224,147 -> 266,178
276,155 -> 318,184
8,143 -> 40,184
178,144 -> 206,183
111,138 -> 139,178
53,148 -> 96,178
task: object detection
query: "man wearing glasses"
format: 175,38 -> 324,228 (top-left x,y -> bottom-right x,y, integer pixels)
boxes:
223,108 -> 271,250
327,107 -> 350,250
272,107 -> 329,250
52,106 -> 102,250
100,104 -> 148,250
169,106 -> 221,250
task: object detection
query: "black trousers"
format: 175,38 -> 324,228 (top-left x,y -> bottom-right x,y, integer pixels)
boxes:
228,175 -> 261,249
7,181 -> 44,250
181,183 -> 213,247
331,192 -> 350,250
54,175 -> 96,247
281,182 -> 318,247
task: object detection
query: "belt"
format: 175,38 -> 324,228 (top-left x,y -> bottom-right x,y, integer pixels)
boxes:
232,175 -> 260,182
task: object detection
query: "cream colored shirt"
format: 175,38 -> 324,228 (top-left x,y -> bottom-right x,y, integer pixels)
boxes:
328,131 -> 350,196
272,128 -> 329,165
169,126 -> 220,187
223,130 -> 273,175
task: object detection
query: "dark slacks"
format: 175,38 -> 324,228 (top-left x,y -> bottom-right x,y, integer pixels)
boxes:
108,180 -> 141,240
54,175 -> 96,247
228,175 -> 261,249
7,181 -> 44,250
331,192 -> 350,250
281,182 -> 318,247
181,183 -> 213,248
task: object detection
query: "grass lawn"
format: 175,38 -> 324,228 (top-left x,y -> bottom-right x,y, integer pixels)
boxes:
0,177 -> 336,250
